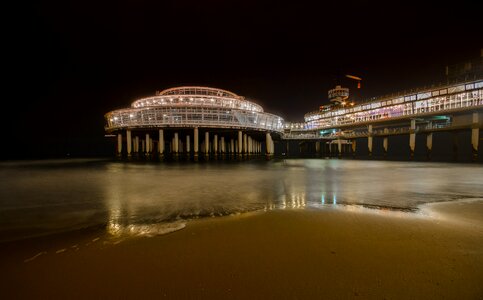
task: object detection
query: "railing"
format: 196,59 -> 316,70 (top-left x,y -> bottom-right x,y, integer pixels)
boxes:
304,86 -> 483,131
283,121 -> 456,140
283,133 -> 322,140
105,107 -> 285,133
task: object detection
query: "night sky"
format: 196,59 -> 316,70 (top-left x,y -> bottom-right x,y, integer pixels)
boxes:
4,1 -> 482,159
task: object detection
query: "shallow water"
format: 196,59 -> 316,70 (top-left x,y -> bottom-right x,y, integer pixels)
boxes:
0,158 -> 482,241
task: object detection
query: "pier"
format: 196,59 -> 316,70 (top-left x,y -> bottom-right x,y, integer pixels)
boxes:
106,79 -> 483,161
285,78 -> 482,161
105,87 -> 280,160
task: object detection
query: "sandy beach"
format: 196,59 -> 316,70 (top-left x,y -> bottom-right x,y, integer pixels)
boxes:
1,200 -> 482,299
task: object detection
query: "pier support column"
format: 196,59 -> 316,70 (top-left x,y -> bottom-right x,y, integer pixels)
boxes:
221,136 -> 225,158
117,133 -> 122,157
255,140 -> 258,155
158,129 -> 164,160
337,139 -> 342,159
409,119 -> 416,160
382,128 -> 388,157
243,134 -> 248,158
230,138 -> 234,158
186,135 -> 190,159
271,137 -> 275,157
238,131 -> 243,159
205,131 -> 210,159
253,138 -> 256,156
315,142 -> 320,157
135,136 -> 139,155
266,132 -> 271,159
145,133 -> 150,158
194,127 -> 199,162
126,130 -> 132,157
471,112 -> 479,161
213,134 -> 218,159
368,125 -> 373,157
426,133 -> 433,160
174,132 -> 179,159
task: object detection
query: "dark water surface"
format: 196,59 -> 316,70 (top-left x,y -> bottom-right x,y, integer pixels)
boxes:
1,158 -> 482,241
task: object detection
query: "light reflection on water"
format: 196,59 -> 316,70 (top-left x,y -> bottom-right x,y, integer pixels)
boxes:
0,158 -> 482,240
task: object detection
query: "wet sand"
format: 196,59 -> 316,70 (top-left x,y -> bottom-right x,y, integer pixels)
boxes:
1,201 -> 483,299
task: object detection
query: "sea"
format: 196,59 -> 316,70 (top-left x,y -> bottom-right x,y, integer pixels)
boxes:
0,158 -> 482,242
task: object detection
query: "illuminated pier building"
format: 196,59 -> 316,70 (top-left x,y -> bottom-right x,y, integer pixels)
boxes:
284,78 -> 483,160
105,87 -> 283,160
106,75 -> 483,161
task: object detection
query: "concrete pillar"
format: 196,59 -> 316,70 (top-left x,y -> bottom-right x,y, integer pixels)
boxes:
409,119 -> 416,159
368,125 -> 373,157
135,136 -> 139,153
158,129 -> 164,158
426,133 -> 433,160
315,142 -> 320,156
243,134 -> 247,157
238,131 -> 243,157
205,131 -> 209,158
186,135 -> 190,155
141,140 -> 145,153
221,137 -> 225,155
337,139 -> 342,158
174,132 -> 179,155
126,130 -> 132,157
117,133 -> 122,156
194,127 -> 199,161
145,133 -> 150,156
271,137 -> 274,155
213,134 -> 218,156
266,132 -> 271,158
255,140 -> 258,154
351,140 -> 356,158
471,112 -> 479,161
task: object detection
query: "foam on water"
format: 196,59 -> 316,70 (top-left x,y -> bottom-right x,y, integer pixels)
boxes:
107,221 -> 187,239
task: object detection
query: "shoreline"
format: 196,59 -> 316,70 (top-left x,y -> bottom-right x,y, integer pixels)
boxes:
2,197 -> 481,245
1,199 -> 482,298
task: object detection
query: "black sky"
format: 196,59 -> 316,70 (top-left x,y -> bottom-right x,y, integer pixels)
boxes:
4,0 -> 482,158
